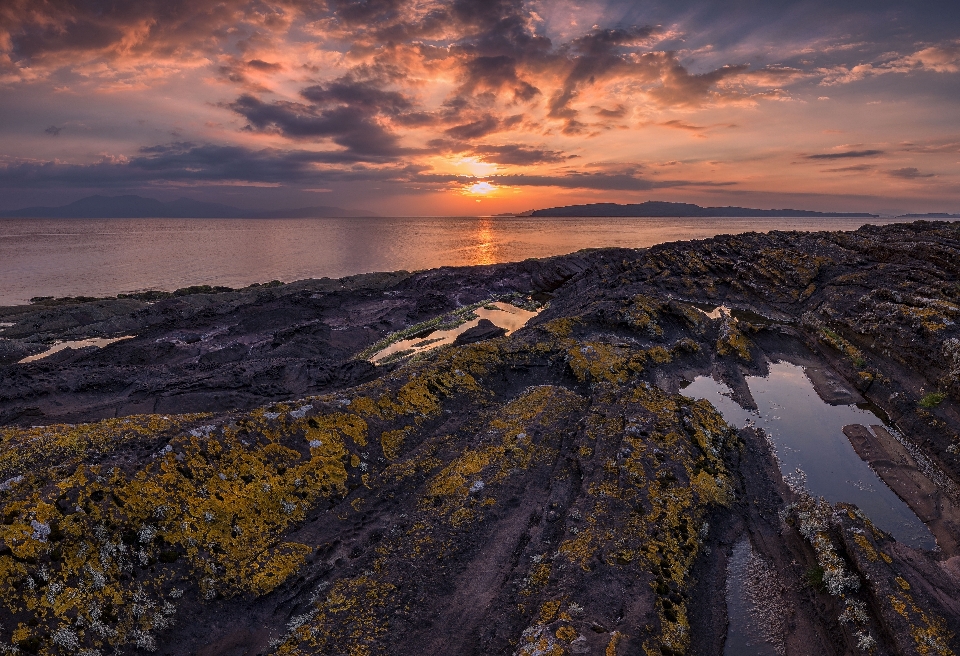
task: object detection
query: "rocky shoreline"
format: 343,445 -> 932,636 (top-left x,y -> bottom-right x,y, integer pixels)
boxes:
0,221 -> 959,655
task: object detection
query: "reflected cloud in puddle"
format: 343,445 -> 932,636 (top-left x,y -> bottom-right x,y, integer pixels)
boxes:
682,361 -> 935,550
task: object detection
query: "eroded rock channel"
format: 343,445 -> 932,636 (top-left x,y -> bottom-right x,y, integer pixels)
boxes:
1,222 -> 959,655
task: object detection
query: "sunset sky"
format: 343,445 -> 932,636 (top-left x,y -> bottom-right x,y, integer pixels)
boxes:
1,0 -> 959,216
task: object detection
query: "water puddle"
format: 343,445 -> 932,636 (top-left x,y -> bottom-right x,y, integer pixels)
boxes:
18,336 -> 134,364
724,538 -> 783,656
681,361 -> 936,549
0,322 -> 14,329
690,303 -> 785,326
369,302 -> 539,364
705,305 -> 731,320
686,302 -> 730,320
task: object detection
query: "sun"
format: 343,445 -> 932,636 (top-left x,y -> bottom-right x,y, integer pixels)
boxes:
465,181 -> 497,196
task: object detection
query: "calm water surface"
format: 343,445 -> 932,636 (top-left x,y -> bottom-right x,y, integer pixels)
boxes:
0,215 -> 911,305
682,362 -> 936,549
724,538 -> 780,656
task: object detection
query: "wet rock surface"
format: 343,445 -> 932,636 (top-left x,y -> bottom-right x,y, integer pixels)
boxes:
453,318 -> 508,345
0,221 -> 959,655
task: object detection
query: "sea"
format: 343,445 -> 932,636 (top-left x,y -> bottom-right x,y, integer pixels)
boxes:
0,215 -> 922,305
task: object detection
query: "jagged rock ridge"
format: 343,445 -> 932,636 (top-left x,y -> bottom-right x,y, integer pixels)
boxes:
0,222 -> 958,655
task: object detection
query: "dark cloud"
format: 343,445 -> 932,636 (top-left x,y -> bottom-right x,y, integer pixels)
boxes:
420,138 -> 569,166
593,105 -> 626,118
461,55 -> 540,103
821,164 -> 874,172
648,62 -> 750,107
247,59 -> 283,71
444,115 -> 502,140
886,167 -> 935,179
0,140 -> 726,195
474,144 -> 569,166
806,149 -> 885,159
228,93 -> 406,158
0,142 -> 411,189
215,67 -> 274,93
549,27 -> 660,122
326,0 -> 409,26
490,170 -> 733,191
300,80 -> 412,115
2,0 -> 266,62
567,27 -> 658,55
4,0 -> 957,209
450,0 -> 552,59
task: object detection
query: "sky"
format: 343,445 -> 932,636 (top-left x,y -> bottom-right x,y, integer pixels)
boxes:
1,0 -> 959,216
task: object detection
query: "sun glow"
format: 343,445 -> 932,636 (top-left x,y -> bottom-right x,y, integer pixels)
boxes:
456,156 -> 498,177
465,181 -> 497,195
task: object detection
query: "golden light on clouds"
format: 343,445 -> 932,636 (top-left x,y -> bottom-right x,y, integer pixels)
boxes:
456,157 -> 499,177
0,0 -> 958,214
465,181 -> 497,196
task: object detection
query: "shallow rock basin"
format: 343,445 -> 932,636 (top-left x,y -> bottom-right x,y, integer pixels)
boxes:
682,361 -> 936,550
724,538 -> 782,656
369,302 -> 539,363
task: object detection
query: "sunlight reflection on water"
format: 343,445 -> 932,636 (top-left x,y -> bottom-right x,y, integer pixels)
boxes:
0,215 -> 912,305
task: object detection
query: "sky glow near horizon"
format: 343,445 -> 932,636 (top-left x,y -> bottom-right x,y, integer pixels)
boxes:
1,0 -> 959,216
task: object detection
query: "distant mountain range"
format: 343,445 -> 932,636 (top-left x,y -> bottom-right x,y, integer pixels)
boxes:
525,201 -> 878,218
896,212 -> 960,219
0,195 -> 377,219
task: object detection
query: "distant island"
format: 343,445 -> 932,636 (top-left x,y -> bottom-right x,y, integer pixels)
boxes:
896,212 -> 960,219
0,194 -> 377,219
525,201 -> 878,218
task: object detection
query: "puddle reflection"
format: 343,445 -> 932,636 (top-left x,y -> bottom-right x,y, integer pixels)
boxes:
369,302 -> 539,363
682,361 -> 935,549
18,336 -> 134,364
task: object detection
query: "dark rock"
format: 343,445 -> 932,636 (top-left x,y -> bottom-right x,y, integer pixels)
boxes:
453,319 -> 507,345
0,222 -> 958,656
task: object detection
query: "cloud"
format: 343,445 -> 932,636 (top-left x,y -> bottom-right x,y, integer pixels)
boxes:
592,104 -> 626,118
0,142 -> 398,189
548,27 -> 660,122
246,59 -> 283,72
0,140 -> 732,196
886,167 -> 935,179
44,125 -> 62,136
5,0 -> 955,211
444,115 -> 503,140
896,43 -> 960,74
819,41 -> 960,85
739,65 -> 811,87
228,85 -> 412,158
649,62 -> 751,108
0,0 -> 278,85
899,139 -> 960,154
659,120 -> 706,133
300,80 -> 412,115
490,170 -> 733,191
821,164 -> 873,173
473,144 -> 569,165
461,55 -> 541,102
326,0 -> 409,26
805,149 -> 884,160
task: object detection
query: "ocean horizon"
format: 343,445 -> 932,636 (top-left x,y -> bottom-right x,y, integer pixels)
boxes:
0,214 -> 937,305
